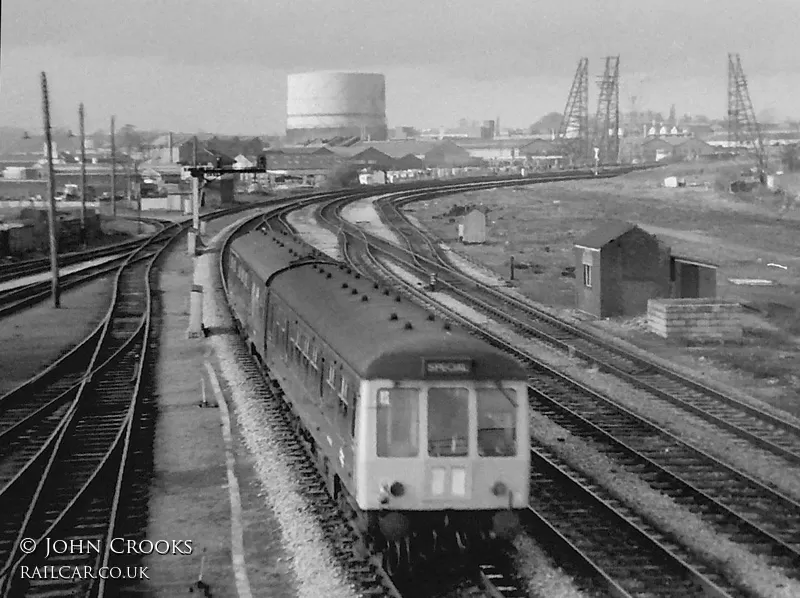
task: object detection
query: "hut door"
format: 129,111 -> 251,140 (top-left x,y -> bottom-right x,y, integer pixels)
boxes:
680,264 -> 700,298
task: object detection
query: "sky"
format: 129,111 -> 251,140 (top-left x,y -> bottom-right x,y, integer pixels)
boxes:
1,0 -> 798,135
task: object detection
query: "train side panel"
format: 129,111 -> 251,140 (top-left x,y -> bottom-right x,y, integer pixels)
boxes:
262,290 -> 359,494
227,249 -> 268,354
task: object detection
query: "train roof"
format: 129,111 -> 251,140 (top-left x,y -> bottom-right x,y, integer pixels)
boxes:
229,226 -> 331,282
229,229 -> 528,381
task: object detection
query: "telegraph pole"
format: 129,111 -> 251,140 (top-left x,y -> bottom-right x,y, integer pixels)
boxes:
136,160 -> 142,234
41,72 -> 61,308
79,103 -> 87,242
110,115 -> 116,217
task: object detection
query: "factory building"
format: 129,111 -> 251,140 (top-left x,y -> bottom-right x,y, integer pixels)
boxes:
286,72 -> 388,144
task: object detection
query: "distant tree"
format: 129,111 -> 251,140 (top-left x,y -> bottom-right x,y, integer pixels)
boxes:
243,138 -> 263,155
782,144 -> 799,172
119,124 -> 143,154
324,164 -> 361,189
528,112 -> 563,135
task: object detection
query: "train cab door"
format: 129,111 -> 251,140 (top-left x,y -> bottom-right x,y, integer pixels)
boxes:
250,283 -> 265,349
284,319 -> 291,361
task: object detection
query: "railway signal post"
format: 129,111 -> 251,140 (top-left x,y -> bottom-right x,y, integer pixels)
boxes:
187,177 -> 202,256
185,158 -> 268,338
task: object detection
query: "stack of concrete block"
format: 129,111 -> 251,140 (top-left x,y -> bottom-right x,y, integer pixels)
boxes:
648,298 -> 742,341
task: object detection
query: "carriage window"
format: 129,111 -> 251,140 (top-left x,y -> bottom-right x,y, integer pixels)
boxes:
339,379 -> 349,404
351,391 -> 358,436
427,387 -> 469,457
310,346 -> 319,369
377,388 -> 419,458
327,364 -> 336,387
477,389 -> 517,457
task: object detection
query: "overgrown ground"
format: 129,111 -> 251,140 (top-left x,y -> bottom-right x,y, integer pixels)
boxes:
408,160 -> 800,416
0,206 -> 141,259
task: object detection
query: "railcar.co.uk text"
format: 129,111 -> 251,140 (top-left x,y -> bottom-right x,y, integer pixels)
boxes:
16,537 -> 194,580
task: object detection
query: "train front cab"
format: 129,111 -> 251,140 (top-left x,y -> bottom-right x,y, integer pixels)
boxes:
354,368 -> 529,543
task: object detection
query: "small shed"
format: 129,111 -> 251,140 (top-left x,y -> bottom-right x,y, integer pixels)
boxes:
462,209 -> 487,244
670,255 -> 717,299
574,221 -> 671,318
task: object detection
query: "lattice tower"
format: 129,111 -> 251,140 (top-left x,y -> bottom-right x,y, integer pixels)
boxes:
727,53 -> 767,176
594,56 -> 620,165
556,58 -> 590,165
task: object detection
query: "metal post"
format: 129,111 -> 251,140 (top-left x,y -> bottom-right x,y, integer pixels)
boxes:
110,116 -> 116,217
78,103 -> 87,244
510,255 -> 515,281
41,72 -> 61,308
136,161 -> 141,234
187,283 -> 205,338
126,162 -> 132,204
187,175 -> 200,255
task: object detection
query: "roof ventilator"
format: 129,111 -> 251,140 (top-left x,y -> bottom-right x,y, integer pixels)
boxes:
342,283 -> 349,289
351,289 -> 358,295
404,322 -> 413,330
390,313 -> 398,321
427,314 -> 435,321
443,322 -> 451,331
361,295 -> 369,302
326,273 -> 332,279
395,295 -> 402,302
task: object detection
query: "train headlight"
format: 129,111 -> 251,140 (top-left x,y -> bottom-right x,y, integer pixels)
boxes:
491,481 -> 508,497
389,482 -> 405,497
378,483 -> 390,505
451,467 -> 466,497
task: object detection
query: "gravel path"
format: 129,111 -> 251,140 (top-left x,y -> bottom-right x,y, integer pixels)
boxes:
143,245 -> 244,597
341,195 -> 403,245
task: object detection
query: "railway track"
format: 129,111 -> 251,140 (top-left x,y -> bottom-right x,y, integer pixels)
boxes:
0,217 -> 165,284
0,251 -> 144,318
308,195 -> 800,596
0,222 -> 176,596
0,200 -> 296,596
374,194 -> 800,469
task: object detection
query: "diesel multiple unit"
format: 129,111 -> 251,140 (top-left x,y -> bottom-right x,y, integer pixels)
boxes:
223,227 -> 530,574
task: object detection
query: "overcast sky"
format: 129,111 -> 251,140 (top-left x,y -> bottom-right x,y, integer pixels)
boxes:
1,0 -> 798,134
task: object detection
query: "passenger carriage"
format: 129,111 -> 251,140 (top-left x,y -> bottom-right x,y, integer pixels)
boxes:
225,228 -> 530,573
